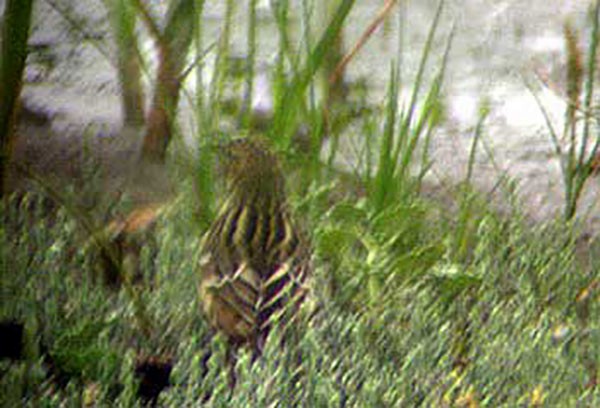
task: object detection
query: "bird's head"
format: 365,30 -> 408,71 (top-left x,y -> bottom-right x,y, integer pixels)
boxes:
219,138 -> 285,200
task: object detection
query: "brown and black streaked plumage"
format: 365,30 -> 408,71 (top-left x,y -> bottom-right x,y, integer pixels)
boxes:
198,138 -> 310,386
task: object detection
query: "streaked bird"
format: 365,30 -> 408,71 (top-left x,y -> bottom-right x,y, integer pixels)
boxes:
198,138 -> 310,388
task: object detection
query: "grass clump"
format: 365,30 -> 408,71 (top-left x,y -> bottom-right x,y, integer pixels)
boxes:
529,1 -> 600,221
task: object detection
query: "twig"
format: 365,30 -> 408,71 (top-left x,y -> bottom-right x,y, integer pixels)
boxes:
177,41 -> 217,83
329,0 -> 398,85
130,0 -> 163,44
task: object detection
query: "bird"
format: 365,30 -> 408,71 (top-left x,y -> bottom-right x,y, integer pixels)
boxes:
197,138 -> 310,390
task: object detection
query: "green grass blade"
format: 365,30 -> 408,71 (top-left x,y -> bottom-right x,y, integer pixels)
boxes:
392,0 -> 445,164
578,1 -> 599,167
0,0 -> 33,198
270,0 -> 356,147
372,65 -> 400,213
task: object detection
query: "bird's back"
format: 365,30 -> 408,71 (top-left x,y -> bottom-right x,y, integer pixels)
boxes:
199,194 -> 309,353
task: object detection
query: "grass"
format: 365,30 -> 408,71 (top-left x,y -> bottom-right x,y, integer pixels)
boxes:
2,183 -> 598,406
528,0 -> 600,221
1,0 -> 600,406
